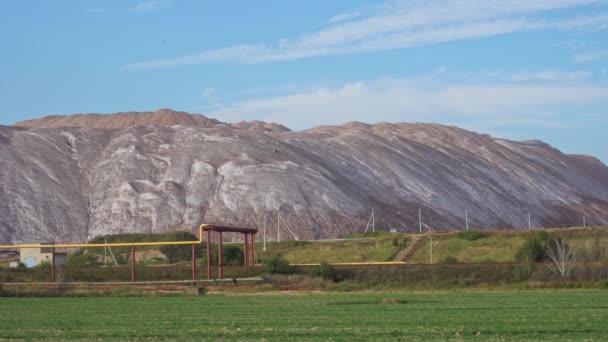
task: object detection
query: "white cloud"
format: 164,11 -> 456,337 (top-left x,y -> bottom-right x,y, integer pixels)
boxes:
210,74 -> 608,131
481,69 -> 592,82
132,0 -> 172,12
574,50 -> 608,62
199,87 -> 223,111
327,11 -> 362,24
123,0 -> 607,69
434,66 -> 448,75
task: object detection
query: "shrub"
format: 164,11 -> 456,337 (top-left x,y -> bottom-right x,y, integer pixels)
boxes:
263,257 -> 293,274
514,260 -> 535,282
160,244 -> 204,263
221,245 -> 244,266
456,230 -> 484,241
67,252 -> 100,266
441,256 -> 459,264
36,260 -> 51,270
516,231 -> 553,263
312,262 -> 338,280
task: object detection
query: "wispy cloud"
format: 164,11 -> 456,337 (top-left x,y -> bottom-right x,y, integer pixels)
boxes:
123,0 -> 607,70
132,0 -> 172,12
574,50 -> 608,62
480,69 -> 592,82
327,11 -> 362,24
209,71 -> 608,131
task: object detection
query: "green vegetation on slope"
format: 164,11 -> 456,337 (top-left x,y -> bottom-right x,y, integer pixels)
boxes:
408,227 -> 608,264
69,232 -> 411,266
256,234 -> 410,264
1,292 -> 607,340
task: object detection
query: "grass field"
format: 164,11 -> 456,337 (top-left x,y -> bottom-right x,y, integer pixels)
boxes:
1,291 -> 607,340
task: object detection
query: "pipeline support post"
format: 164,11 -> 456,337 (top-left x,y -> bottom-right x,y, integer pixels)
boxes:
51,247 -> 56,284
191,243 -> 196,282
251,233 -> 255,266
206,230 -> 211,280
244,233 -> 249,267
131,245 -> 136,283
218,231 -> 223,279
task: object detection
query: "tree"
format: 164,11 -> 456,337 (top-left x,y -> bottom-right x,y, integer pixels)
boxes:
546,239 -> 576,278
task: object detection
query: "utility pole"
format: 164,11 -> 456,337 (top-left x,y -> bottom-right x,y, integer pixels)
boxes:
583,216 -> 586,228
419,209 -> 422,234
429,234 -> 433,264
364,209 -> 376,233
263,213 -> 267,251
372,208 -> 375,233
528,213 -> 531,230
277,209 -> 281,242
465,210 -> 469,231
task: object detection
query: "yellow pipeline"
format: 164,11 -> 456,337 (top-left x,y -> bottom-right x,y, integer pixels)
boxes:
0,224 -> 211,249
291,261 -> 405,266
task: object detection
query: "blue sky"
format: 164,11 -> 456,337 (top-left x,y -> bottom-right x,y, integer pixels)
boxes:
1,0 -> 607,162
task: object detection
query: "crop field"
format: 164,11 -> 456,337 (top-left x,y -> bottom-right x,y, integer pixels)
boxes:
1,291 -> 607,340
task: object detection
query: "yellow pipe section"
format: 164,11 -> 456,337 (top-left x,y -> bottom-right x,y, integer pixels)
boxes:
0,224 -> 211,249
291,261 -> 405,266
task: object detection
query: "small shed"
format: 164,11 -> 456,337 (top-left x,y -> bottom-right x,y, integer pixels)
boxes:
19,244 -> 67,268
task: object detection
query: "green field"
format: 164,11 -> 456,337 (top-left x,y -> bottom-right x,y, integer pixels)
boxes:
1,291 -> 607,340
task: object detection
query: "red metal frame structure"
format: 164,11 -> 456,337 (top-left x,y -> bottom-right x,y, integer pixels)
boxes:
203,225 -> 258,280
0,223 -> 257,284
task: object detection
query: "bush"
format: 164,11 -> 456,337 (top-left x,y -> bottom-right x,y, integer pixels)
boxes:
160,244 -> 205,263
514,260 -> 535,282
36,260 -> 51,270
67,252 -> 100,266
221,245 -> 244,266
516,231 -> 553,263
311,262 -> 340,281
263,257 -> 293,274
456,230 -> 484,241
441,256 -> 459,264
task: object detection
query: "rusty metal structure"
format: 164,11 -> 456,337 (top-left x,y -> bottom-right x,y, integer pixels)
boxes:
0,224 -> 257,284
203,225 -> 257,279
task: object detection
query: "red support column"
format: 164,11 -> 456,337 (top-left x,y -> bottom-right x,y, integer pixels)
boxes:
191,243 -> 196,282
218,231 -> 223,279
131,245 -> 136,283
251,234 -> 255,266
244,233 -> 249,267
51,247 -> 56,284
206,230 -> 211,280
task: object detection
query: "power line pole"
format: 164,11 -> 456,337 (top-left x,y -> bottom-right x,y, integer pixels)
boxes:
372,208 -> 375,233
263,213 -> 267,251
429,234 -> 433,264
583,216 -> 586,228
419,209 -> 422,234
365,208 -> 376,233
465,210 -> 469,231
528,213 -> 531,230
277,209 -> 281,242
